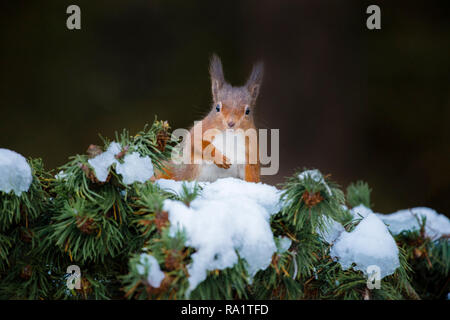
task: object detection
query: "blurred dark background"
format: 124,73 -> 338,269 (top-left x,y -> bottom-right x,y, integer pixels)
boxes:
1,1 -> 449,215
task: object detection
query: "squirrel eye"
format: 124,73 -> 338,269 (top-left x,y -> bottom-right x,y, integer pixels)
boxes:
245,107 -> 250,115
216,104 -> 221,112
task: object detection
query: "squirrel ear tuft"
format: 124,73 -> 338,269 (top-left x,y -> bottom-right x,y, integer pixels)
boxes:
246,61 -> 264,104
210,54 -> 225,101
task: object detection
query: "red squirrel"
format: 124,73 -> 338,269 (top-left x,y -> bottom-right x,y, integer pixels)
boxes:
156,54 -> 263,183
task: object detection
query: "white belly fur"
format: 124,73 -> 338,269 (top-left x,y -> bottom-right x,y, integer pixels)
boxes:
211,130 -> 246,164
197,163 -> 245,182
197,130 -> 247,182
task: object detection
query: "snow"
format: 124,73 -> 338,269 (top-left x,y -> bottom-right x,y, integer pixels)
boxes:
276,236 -> 292,253
160,177 -> 282,295
88,142 -> 122,182
136,253 -> 165,288
157,178 -> 281,214
156,175 -> 449,289
55,170 -> 68,180
115,152 -> 154,184
198,178 -> 282,214
351,204 -> 373,219
349,204 -> 450,240
318,217 -> 345,244
298,169 -> 332,195
324,204 -> 450,278
0,148 -> 33,196
378,207 -> 450,240
330,213 -> 400,279
88,142 -> 154,185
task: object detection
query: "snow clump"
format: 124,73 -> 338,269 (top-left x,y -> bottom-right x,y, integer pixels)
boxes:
159,177 -> 282,295
330,213 -> 400,279
318,217 -> 346,244
350,205 -> 450,240
378,207 -> 450,240
87,142 -> 154,184
136,253 -> 165,288
0,148 -> 33,196
115,152 -> 154,185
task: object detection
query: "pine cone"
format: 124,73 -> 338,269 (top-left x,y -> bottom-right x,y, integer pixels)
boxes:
20,265 -> 33,280
413,248 -> 423,258
156,121 -> 170,152
301,190 -> 324,208
164,250 -> 181,271
146,273 -> 172,296
154,210 -> 169,232
76,277 -> 93,296
86,144 -> 103,159
76,216 -> 97,235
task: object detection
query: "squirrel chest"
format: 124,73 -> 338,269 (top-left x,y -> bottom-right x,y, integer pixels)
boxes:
197,130 -> 246,182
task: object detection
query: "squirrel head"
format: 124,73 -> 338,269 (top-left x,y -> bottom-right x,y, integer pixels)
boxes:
208,54 -> 264,131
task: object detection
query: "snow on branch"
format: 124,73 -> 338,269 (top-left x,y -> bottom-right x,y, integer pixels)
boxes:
157,177 -> 282,294
0,149 -> 32,196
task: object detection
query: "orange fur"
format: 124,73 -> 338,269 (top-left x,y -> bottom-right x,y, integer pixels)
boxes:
155,55 -> 263,183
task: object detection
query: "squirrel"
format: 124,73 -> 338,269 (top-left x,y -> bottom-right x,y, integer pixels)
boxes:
155,54 -> 263,183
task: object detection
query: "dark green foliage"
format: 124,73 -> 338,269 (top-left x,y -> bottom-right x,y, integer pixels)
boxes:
190,260 -> 250,300
395,218 -> 450,299
0,158 -> 52,299
280,169 -> 350,234
106,119 -> 174,173
0,159 -> 49,231
346,181 -> 372,209
179,182 -> 201,207
0,124 -> 448,300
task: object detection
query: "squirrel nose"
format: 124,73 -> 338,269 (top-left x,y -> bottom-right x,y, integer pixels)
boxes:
228,121 -> 235,128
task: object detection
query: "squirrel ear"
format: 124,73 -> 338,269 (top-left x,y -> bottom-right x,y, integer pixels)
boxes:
246,61 -> 264,105
209,54 -> 225,102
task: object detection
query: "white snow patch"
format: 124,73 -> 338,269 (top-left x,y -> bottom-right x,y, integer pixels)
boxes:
161,177 -> 281,295
318,217 -> 346,244
276,236 -> 292,253
198,178 -> 282,214
349,205 -> 450,240
327,204 -> 450,278
115,152 -> 154,184
88,142 -> 154,184
0,148 -> 33,196
55,170 -> 68,180
351,204 -> 373,220
378,207 -> 450,240
88,142 -> 122,182
330,213 -> 400,279
298,169 -> 332,195
136,253 -> 165,288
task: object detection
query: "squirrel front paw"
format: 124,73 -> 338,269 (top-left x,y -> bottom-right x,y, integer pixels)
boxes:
215,154 -> 231,169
